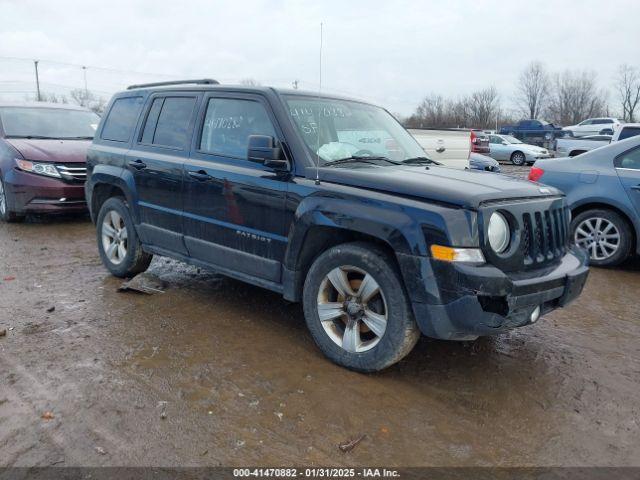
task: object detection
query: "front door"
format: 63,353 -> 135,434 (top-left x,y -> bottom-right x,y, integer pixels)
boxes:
126,93 -> 200,254
489,135 -> 508,161
615,145 -> 640,215
182,93 -> 289,283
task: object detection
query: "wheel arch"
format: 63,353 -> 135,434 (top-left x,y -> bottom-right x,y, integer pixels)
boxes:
282,198 -> 426,302
87,166 -> 139,224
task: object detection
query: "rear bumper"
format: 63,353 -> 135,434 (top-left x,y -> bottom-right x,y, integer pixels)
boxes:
4,168 -> 87,214
399,248 -> 589,340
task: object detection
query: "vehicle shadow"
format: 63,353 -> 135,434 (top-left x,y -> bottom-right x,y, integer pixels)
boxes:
22,212 -> 91,224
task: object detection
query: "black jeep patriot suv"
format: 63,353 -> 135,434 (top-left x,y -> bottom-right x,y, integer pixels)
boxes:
86,79 -> 589,372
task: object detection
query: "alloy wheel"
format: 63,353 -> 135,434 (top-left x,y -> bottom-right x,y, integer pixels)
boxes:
512,152 -> 526,166
316,266 -> 388,353
101,210 -> 128,265
574,217 -> 620,261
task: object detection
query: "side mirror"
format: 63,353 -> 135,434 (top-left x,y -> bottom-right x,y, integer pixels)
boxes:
247,135 -> 289,170
501,141 -> 508,145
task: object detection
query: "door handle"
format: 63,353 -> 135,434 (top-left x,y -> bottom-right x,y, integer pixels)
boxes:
631,185 -> 640,191
188,170 -> 212,181
128,159 -> 147,170
435,147 -> 446,153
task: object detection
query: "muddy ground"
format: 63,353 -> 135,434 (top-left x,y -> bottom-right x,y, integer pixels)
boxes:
1,168 -> 639,467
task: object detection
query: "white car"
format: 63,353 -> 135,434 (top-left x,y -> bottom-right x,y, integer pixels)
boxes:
611,123 -> 640,142
562,118 -> 623,137
488,134 -> 552,165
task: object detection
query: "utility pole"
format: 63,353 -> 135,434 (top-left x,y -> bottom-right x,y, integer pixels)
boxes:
34,60 -> 41,101
82,66 -> 88,99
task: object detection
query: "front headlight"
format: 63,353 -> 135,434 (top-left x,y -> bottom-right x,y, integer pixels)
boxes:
488,212 -> 510,253
15,159 -> 61,178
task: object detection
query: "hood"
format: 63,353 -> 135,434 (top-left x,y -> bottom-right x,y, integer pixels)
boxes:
6,138 -> 91,163
310,164 -> 561,209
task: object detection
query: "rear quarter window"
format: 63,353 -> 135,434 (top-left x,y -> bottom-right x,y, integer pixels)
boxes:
101,96 -> 144,142
618,127 -> 640,141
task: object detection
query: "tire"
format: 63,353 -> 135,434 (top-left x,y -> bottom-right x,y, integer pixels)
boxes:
510,151 -> 526,166
0,177 -> 25,223
571,209 -> 633,267
96,196 -> 152,277
302,241 -> 420,372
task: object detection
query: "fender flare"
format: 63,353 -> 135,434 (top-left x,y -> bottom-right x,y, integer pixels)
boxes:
87,165 -> 141,224
283,195 -> 424,272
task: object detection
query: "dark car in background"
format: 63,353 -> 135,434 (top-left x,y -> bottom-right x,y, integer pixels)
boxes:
530,135 -> 640,266
0,102 -> 99,222
499,119 -> 564,148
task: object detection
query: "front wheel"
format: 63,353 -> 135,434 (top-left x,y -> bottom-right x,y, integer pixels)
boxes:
0,177 -> 25,223
510,151 -> 526,166
96,197 -> 152,277
571,209 -> 633,267
302,242 -> 420,372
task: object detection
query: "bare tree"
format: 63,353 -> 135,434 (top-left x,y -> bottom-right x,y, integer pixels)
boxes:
516,61 -> 549,119
413,94 -> 446,127
468,86 -> 500,129
32,92 -> 69,104
615,64 -> 640,122
68,88 -> 107,114
545,70 -> 607,125
405,88 -> 500,129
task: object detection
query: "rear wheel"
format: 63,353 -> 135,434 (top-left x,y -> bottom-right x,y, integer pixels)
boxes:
96,197 -> 152,277
571,209 -> 633,267
302,242 -> 420,372
0,177 -> 25,223
510,151 -> 526,166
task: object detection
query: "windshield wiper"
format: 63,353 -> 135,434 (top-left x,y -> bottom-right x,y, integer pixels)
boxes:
6,135 -> 58,140
402,156 -> 441,165
58,136 -> 94,140
324,155 -> 402,167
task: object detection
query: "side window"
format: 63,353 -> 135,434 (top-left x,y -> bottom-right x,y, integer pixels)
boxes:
489,135 -> 500,144
140,98 -> 164,144
101,97 -> 143,142
199,98 -> 276,159
615,147 -> 640,170
152,97 -> 196,149
619,127 -> 640,141
602,119 -> 613,124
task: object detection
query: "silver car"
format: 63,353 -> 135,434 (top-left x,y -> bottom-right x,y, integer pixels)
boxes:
488,134 -> 552,166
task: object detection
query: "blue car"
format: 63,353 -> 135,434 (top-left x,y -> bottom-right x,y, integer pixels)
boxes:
530,135 -> 640,266
469,152 -> 501,172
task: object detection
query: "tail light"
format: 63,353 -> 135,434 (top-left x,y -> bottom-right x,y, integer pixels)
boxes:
528,166 -> 544,182
470,130 -> 489,153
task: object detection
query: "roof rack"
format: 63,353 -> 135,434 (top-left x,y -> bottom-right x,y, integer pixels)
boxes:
126,78 -> 220,90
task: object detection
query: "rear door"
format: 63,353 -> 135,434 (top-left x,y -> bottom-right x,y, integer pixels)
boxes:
615,146 -> 640,215
126,92 -> 200,254
182,93 -> 289,283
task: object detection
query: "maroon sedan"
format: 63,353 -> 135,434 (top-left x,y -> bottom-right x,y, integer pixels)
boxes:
0,102 -> 100,222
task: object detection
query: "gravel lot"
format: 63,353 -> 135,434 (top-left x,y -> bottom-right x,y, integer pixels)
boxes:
1,167 -> 639,467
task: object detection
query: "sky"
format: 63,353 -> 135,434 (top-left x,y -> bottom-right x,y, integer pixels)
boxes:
1,0 -> 639,116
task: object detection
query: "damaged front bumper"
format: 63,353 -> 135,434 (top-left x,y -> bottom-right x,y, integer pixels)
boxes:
399,247 -> 589,340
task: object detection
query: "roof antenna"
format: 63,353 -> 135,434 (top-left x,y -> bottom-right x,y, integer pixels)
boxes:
315,22 -> 323,186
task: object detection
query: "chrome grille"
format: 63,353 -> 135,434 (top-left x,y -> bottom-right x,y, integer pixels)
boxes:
55,164 -> 87,183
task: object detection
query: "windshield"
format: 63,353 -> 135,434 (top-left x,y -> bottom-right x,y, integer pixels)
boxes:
502,135 -> 522,144
0,107 -> 100,139
285,96 -> 427,164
